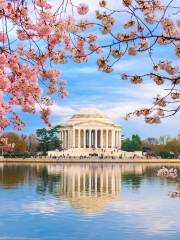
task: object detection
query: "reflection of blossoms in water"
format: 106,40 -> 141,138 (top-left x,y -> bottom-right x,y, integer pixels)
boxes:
157,167 -> 180,198
168,191 -> 180,198
157,167 -> 177,178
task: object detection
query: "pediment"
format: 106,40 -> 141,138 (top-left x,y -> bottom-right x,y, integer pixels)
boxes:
72,120 -> 116,128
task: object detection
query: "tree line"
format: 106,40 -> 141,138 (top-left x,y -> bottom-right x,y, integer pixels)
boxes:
1,125 -> 62,158
1,128 -> 180,159
122,134 -> 180,158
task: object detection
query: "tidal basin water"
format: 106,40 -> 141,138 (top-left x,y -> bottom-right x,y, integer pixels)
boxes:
0,163 -> 180,240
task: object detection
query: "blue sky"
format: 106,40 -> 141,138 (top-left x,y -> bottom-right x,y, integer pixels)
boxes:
5,0 -> 180,139
12,53 -> 179,139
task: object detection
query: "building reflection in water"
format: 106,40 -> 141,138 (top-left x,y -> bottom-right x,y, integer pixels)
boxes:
47,164 -> 121,214
0,163 -> 171,214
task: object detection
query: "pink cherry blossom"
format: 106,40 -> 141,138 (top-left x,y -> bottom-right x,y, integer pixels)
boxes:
77,4 -> 89,15
0,0 -> 179,133
0,32 -> 7,42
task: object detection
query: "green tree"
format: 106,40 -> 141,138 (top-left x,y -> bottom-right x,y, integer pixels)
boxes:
132,134 -> 142,150
36,125 -> 62,155
122,134 -> 142,152
159,150 -> 172,159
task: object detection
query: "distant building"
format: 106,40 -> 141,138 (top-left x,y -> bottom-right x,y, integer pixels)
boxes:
144,137 -> 158,145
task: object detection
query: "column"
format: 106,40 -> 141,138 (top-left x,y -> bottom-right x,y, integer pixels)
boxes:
70,129 -> 73,148
116,130 -> 118,148
60,131 -> 63,147
66,130 -> 69,148
78,129 -> 80,148
112,129 -> 114,148
59,131 -> 61,142
119,130 -> 121,149
94,129 -> 97,148
73,129 -> 75,148
89,129 -> 91,148
64,130 -> 66,149
101,130 -> 103,148
65,130 -> 67,149
83,129 -> 86,148
114,131 -> 116,148
117,130 -> 119,148
115,131 -> 117,148
60,131 -> 62,147
64,130 -> 66,148
106,129 -> 108,148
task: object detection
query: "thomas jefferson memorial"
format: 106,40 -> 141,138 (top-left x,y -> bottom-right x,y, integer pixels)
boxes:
48,108 -> 143,157
59,108 -> 121,150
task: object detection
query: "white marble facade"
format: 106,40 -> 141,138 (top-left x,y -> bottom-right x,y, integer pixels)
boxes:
59,108 -> 121,149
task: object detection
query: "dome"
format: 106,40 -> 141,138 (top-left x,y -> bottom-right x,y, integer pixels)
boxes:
67,108 -> 113,125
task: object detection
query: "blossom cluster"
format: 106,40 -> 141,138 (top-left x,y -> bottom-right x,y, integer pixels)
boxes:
0,0 -> 101,130
96,0 -> 179,123
0,136 -> 15,151
0,0 -> 179,132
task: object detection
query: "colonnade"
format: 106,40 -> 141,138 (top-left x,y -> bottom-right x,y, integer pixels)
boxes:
60,128 -> 121,149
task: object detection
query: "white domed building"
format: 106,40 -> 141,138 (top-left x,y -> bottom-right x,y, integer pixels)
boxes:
59,108 -> 121,153
48,108 -> 144,158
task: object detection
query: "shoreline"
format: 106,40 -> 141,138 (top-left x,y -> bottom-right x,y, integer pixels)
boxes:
0,158 -> 180,164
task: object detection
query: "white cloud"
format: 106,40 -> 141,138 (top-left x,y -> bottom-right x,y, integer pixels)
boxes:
48,81 -> 177,122
113,57 -> 152,73
110,82 -> 168,102
103,102 -> 149,120
62,57 -> 150,75
51,104 -> 76,117
63,66 -> 98,74
24,199 -> 69,215
111,195 -> 180,235
49,100 -> 146,122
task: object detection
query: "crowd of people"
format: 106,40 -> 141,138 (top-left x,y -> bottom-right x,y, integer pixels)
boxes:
48,153 -> 144,160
